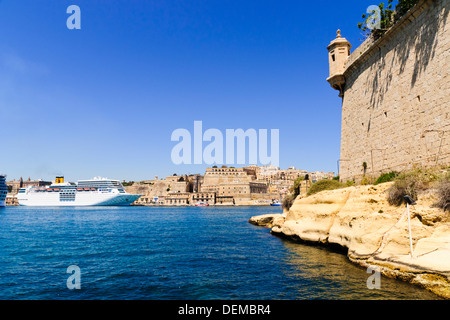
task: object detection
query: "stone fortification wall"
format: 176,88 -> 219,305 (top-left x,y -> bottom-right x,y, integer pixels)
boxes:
202,167 -> 254,186
339,0 -> 449,181
125,180 -> 189,198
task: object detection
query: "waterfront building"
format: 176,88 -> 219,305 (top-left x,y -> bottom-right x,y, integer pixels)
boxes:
6,194 -> 18,206
191,192 -> 216,205
165,192 -> 191,206
216,195 -> 234,205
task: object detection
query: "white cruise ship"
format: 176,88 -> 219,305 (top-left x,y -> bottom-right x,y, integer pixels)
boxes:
17,176 -> 141,207
0,174 -> 7,207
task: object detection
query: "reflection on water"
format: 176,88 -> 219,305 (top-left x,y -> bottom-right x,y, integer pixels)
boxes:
279,240 -> 440,300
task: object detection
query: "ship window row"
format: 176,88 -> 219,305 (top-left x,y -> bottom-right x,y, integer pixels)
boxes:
51,186 -> 76,190
78,182 -> 116,186
78,184 -> 113,188
60,192 -> 76,199
79,182 -> 112,184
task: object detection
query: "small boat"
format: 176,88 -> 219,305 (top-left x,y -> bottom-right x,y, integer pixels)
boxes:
270,200 -> 282,206
195,201 -> 209,207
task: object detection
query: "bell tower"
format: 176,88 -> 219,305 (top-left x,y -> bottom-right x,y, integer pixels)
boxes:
327,30 -> 351,97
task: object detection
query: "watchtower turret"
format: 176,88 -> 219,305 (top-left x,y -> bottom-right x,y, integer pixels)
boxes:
327,30 -> 351,97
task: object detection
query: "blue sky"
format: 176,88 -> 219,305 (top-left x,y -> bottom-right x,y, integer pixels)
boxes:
0,0 -> 377,181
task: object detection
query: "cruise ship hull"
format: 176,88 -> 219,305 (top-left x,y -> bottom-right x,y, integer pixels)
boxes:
0,200 -> 5,207
17,193 -> 141,207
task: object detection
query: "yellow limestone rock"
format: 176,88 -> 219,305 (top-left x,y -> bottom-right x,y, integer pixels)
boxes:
265,182 -> 450,299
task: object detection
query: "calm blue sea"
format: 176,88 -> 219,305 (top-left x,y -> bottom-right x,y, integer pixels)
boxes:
0,206 -> 439,300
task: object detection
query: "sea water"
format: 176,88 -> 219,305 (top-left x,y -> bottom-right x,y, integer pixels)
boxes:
0,206 -> 439,300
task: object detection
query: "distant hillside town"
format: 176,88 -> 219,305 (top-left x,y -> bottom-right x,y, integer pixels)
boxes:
124,165 -> 335,206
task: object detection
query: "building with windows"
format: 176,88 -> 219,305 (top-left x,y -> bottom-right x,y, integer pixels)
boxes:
200,166 -> 271,205
191,192 -> 216,204
165,192 -> 191,206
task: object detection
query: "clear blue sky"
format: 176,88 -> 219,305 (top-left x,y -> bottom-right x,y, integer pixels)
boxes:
0,0 -> 378,182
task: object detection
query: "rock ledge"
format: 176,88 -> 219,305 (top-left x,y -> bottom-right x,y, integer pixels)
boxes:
250,183 -> 450,299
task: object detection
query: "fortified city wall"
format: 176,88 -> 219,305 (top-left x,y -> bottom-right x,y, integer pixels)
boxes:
202,167 -> 254,186
328,0 -> 449,181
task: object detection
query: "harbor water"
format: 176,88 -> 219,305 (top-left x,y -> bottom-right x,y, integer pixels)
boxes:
0,206 -> 439,300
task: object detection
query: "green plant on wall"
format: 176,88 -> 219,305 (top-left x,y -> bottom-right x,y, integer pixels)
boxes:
358,0 -> 420,39
394,0 -> 421,19
358,1 -> 395,39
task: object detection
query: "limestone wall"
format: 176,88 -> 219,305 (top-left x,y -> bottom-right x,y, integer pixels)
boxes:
202,169 -> 254,186
125,180 -> 189,198
339,0 -> 449,181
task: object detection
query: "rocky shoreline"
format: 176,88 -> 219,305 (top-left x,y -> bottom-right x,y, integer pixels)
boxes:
249,182 -> 450,299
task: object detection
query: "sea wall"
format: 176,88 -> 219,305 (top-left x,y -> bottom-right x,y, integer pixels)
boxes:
253,183 -> 450,299
339,0 -> 450,181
